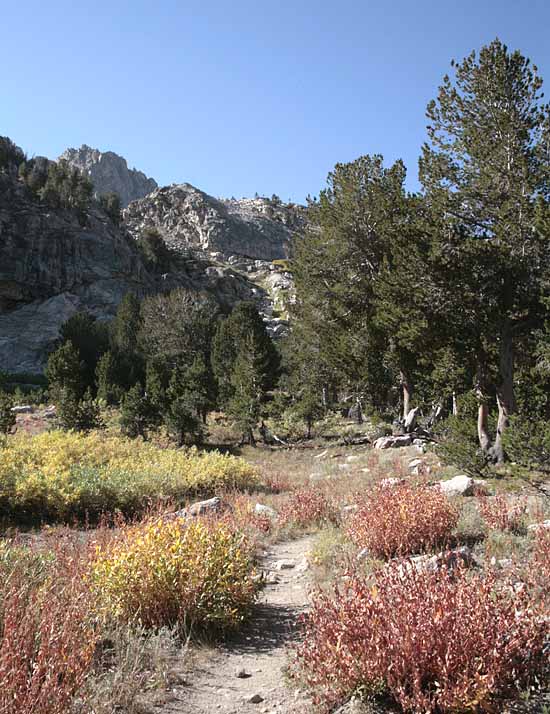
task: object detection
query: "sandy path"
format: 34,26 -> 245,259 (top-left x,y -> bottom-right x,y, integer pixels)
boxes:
163,535 -> 316,714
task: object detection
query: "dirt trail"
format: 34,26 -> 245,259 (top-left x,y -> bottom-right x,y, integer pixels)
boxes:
163,535 -> 316,714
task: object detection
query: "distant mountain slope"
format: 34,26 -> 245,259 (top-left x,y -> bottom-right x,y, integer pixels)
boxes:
124,184 -> 306,261
60,145 -> 158,208
0,141 -> 302,373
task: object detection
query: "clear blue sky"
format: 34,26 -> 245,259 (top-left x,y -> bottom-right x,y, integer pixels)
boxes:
3,0 -> 550,203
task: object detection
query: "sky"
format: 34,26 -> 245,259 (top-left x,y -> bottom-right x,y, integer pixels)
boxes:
3,0 -> 550,203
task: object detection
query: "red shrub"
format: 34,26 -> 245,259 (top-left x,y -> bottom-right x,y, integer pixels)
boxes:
293,565 -> 548,713
263,473 -> 293,494
478,494 -> 528,533
346,482 -> 458,559
278,488 -> 338,529
0,546 -> 96,714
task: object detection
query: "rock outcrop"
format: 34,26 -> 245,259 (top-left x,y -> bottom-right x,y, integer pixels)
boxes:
124,184 -> 305,261
1,142 -> 303,373
0,172 -> 153,373
60,145 -> 158,208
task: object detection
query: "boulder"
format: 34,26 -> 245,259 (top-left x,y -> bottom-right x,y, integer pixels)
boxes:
380,477 -> 403,488
439,475 -> 474,497
174,496 -> 231,519
42,405 -> 57,419
398,546 -> 475,576
254,503 -> 277,519
373,434 -> 412,449
272,559 -> 295,571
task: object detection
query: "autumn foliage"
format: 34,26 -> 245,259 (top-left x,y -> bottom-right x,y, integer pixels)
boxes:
91,516 -> 258,631
277,488 -> 338,529
346,482 -> 458,559
293,564 -> 548,713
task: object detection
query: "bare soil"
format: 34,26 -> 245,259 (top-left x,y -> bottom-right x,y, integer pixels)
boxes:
162,535 -> 316,714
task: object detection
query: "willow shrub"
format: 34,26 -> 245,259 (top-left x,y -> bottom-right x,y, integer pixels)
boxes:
346,482 -> 458,560
0,431 -> 258,523
91,517 -> 258,632
293,564 -> 548,713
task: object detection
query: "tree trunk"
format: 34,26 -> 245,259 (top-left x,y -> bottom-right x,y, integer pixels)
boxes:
477,400 -> 492,453
475,363 -> 492,453
492,324 -> 516,464
355,396 -> 363,424
452,391 -> 458,416
246,427 -> 256,446
306,418 -> 312,440
400,370 -> 412,421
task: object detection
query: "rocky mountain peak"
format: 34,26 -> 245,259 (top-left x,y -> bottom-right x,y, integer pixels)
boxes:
59,145 -> 158,208
124,183 -> 305,261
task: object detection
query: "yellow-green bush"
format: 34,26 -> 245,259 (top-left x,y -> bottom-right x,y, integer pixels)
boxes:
91,518 -> 258,630
0,431 -> 258,523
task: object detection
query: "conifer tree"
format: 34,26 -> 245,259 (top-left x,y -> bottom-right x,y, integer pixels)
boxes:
95,351 -> 121,405
46,341 -> 86,401
163,365 -> 202,446
120,384 -> 158,439
212,302 -> 279,407
227,335 -> 266,445
419,39 -> 550,461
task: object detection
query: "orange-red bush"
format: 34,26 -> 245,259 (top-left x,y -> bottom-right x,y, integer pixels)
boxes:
478,494 -> 528,533
293,565 -> 548,713
0,543 -> 96,714
278,488 -> 338,529
346,482 -> 458,559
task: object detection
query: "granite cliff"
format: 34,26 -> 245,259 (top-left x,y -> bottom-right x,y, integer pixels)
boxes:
0,142 -> 302,373
124,183 -> 305,261
60,145 -> 158,208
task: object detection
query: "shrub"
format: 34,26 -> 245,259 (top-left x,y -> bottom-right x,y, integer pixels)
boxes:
292,566 -> 548,713
0,542 -> 96,714
278,488 -> 338,529
502,414 -> 550,469
56,388 -> 103,431
0,431 -> 258,524
91,518 -> 258,631
0,390 -> 16,437
436,403 -> 489,476
346,482 -> 458,559
477,494 -> 528,533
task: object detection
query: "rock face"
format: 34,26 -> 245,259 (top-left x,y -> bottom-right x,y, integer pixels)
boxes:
60,145 -> 158,208
0,172 -> 153,373
124,184 -> 305,261
0,143 -> 303,374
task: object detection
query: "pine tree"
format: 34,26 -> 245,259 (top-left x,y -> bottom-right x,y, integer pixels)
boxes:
290,155 -> 411,418
95,351 -> 121,405
59,312 -> 109,392
212,302 -> 279,407
46,341 -> 86,401
227,335 -> 266,445
56,387 -> 102,432
419,39 -> 550,461
120,384 -> 158,439
163,366 -> 202,446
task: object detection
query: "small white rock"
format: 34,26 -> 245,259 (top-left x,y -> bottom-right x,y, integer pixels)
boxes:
439,475 -> 474,497
528,520 -> 550,531
254,503 -> 277,518
273,559 -> 296,571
